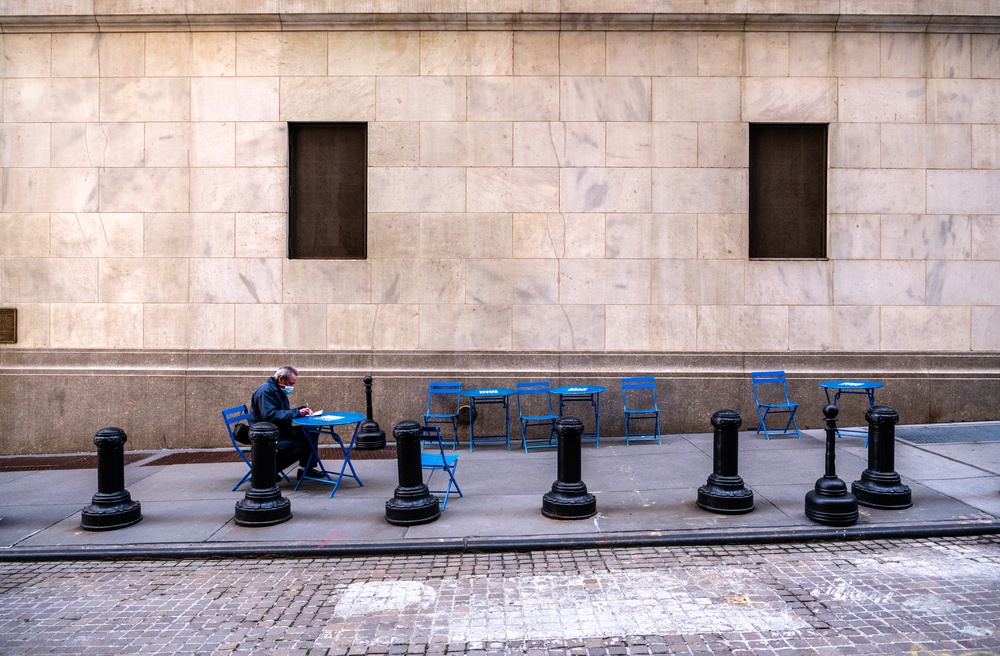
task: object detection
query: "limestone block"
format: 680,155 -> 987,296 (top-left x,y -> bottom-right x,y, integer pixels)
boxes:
697,122 -> 748,168
0,123 -> 50,167
236,212 -> 286,258
653,123 -> 698,167
746,260 -> 832,306
513,32 -> 559,76
653,168 -> 747,214
191,77 -> 278,122
4,303 -> 49,348
373,303 -> 420,350
511,212 -> 605,259
651,259 -> 744,305
652,32 -> 698,76
4,34 -> 51,77
100,168 -> 189,213
606,213 -> 696,259
467,77 -> 558,121
280,77 -> 375,121
99,33 -> 144,77
559,32 -> 606,76
973,307 -> 1000,350
788,306 -> 880,352
653,77 -> 741,122
880,33 -> 925,78
52,33 -> 99,77
834,33 -> 880,78
1,258 -> 98,303
512,304 -> 605,351
560,77 -> 651,122
369,167 -> 466,213
421,31 -> 513,76
746,33 -> 789,77
236,122 -> 287,167
51,123 -> 145,168
789,32 -> 833,77
99,258 -> 189,303
145,33 -> 192,77
369,213 -> 419,259
192,33 -> 236,77
828,214 -> 881,260
829,123 -> 880,168
49,212 -> 142,257
143,303 -> 235,349
190,167 -> 285,213
421,122 -> 513,167
326,304 -> 376,350
561,168 -> 650,213
51,303 -> 143,349
418,304 -> 512,350
972,34 -> 1000,78
101,78 -> 190,122
470,167 -> 560,213
829,169 -> 925,214
606,123 -> 651,167
881,214 -> 971,260
190,258 -> 282,303
697,213 -> 748,259
744,78 -> 837,123
972,125 -> 1000,169
928,79 -> 1000,123
376,77 -> 466,121
420,213 -> 512,259
372,259 -> 464,304
697,33 -> 742,76
369,122 -> 420,166
838,78 -> 926,123
234,303 -> 327,350
880,306 -> 970,351
559,259 -> 650,305
697,306 -> 789,352
329,32 -> 419,76
144,213 -> 236,258
971,216 -> 1000,260
142,122 -> 235,167
514,122 -> 604,167
466,259 -> 558,304
0,214 -> 50,257
236,32 -> 328,76
928,33 -> 971,79
834,261 -> 925,306
282,260 -> 371,304
605,304 -> 697,352
4,169 -> 98,213
607,33 -> 653,76
928,171 -> 1000,214
881,124 -> 971,170
927,261 -> 1000,305
4,79 -> 99,122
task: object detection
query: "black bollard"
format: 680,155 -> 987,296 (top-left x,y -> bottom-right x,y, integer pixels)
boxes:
805,405 -> 859,526
542,416 -> 597,519
81,427 -> 142,531
355,375 -> 387,450
852,406 -> 912,509
234,422 -> 292,526
697,410 -> 754,514
385,420 -> 440,525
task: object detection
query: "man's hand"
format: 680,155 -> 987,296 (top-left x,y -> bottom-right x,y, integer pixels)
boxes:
299,407 -> 313,417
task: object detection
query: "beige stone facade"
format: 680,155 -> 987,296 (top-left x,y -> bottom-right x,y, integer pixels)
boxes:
1,2 -> 999,452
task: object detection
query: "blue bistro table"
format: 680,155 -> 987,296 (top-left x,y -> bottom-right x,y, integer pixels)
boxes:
550,385 -> 606,448
460,388 -> 515,451
819,380 -> 885,440
292,411 -> 366,497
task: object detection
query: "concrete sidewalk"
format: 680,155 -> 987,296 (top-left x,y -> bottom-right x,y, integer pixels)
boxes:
2,422 -> 1000,560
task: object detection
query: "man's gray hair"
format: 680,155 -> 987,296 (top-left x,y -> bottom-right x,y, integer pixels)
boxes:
274,366 -> 298,380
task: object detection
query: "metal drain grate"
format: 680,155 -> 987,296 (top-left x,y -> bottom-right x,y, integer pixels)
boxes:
0,453 -> 147,472
896,424 -> 1000,445
141,445 -> 397,466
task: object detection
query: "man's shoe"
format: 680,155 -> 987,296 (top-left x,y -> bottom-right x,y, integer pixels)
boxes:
297,467 -> 325,480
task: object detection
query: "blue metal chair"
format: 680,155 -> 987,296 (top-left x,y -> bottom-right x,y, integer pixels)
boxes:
222,404 -> 291,491
422,381 -> 462,449
751,370 -> 801,439
420,426 -> 463,510
621,377 -> 662,445
516,381 -> 559,452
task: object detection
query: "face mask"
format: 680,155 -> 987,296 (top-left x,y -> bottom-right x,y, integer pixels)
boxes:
282,385 -> 294,394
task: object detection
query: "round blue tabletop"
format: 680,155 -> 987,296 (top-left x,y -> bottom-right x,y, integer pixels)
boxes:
818,380 -> 885,391
293,411 -> 366,427
460,388 -> 515,398
551,385 -> 606,395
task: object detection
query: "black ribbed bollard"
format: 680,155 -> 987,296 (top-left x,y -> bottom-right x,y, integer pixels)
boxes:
355,375 -> 387,450
542,416 -> 597,519
805,405 -> 859,526
81,427 -> 142,531
385,420 -> 440,525
234,422 -> 292,526
852,406 -> 912,509
697,410 -> 754,514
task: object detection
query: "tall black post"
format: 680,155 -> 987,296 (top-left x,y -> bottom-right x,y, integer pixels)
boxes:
805,404 -> 859,525
235,422 -> 292,526
356,375 -> 387,450
81,427 -> 143,531
852,405 -> 912,509
542,416 -> 597,519
697,409 -> 754,514
385,420 -> 440,525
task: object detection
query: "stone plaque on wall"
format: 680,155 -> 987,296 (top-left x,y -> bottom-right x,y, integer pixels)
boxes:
0,309 -> 16,343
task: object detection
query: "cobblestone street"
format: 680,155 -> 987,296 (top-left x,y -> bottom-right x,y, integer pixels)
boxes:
2,536 -> 999,655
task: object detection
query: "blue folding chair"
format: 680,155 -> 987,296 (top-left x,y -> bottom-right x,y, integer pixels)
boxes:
222,404 -> 291,491
751,370 -> 801,439
420,426 -> 463,510
423,381 -> 461,449
516,381 -> 559,452
621,377 -> 662,445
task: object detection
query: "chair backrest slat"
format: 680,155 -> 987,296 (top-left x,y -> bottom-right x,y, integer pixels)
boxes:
426,381 -> 462,414
516,381 -> 554,415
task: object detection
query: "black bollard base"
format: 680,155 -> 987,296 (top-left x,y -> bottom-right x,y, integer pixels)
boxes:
805,476 -> 859,526
235,488 -> 292,527
355,420 -> 387,450
542,481 -> 597,520
386,485 -> 441,525
81,491 -> 142,531
697,474 -> 754,514
852,470 -> 912,509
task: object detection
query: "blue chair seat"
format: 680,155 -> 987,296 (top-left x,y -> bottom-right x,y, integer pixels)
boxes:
423,381 -> 462,449
621,377 -> 662,445
751,371 -> 801,439
516,381 -> 559,452
420,426 -> 463,509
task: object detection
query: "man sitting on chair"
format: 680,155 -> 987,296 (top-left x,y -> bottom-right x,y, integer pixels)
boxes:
250,366 -> 321,480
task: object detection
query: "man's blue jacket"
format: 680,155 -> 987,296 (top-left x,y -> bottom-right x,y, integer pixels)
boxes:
250,377 -> 300,440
